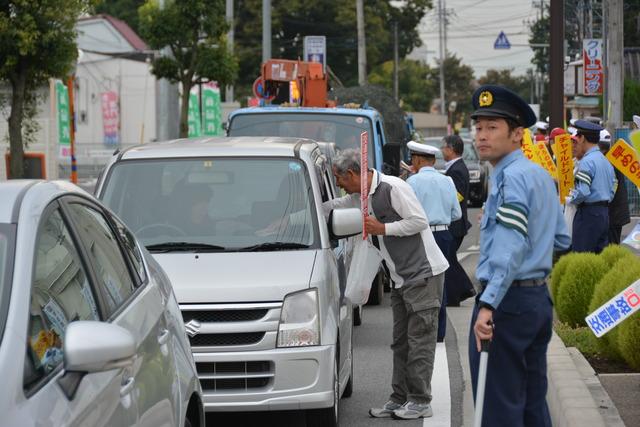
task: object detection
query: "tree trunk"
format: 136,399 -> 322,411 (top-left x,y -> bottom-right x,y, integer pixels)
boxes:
179,80 -> 192,138
8,71 -> 26,179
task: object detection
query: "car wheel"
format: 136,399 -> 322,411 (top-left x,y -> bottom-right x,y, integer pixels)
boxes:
353,305 -> 362,326
366,272 -> 384,306
306,354 -> 339,427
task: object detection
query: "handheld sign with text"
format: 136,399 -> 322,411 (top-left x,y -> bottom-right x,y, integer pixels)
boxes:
534,141 -> 557,179
361,131 -> 369,240
521,129 -> 543,166
555,134 -> 575,204
606,139 -> 640,189
585,279 -> 640,337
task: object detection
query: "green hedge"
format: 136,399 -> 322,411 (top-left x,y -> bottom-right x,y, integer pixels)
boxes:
599,244 -> 634,269
550,252 -> 582,302
556,253 -> 608,327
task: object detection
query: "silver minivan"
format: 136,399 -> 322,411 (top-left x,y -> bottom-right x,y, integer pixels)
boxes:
96,137 -> 358,426
0,180 -> 204,427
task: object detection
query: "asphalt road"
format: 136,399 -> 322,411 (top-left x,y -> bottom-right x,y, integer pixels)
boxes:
205,210 -> 482,427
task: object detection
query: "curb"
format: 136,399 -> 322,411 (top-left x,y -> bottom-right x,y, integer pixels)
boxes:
546,332 -> 607,427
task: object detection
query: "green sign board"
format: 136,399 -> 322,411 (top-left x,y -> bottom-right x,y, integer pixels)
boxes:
202,84 -> 223,136
56,81 -> 70,146
188,88 -> 202,137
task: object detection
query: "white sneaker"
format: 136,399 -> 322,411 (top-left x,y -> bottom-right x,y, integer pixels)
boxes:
392,401 -> 433,419
369,400 -> 403,418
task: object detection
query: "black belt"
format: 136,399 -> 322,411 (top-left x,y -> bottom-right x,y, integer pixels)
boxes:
480,278 -> 546,289
581,201 -> 608,207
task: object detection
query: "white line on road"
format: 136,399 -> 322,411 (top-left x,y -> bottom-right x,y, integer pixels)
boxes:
427,342 -> 451,427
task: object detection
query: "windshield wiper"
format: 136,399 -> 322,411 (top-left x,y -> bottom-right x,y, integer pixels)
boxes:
146,242 -> 227,253
237,242 -> 311,252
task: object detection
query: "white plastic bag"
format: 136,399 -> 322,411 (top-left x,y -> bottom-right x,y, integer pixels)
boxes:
345,237 -> 383,305
563,198 -> 576,239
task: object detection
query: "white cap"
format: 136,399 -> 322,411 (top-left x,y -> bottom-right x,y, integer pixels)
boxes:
634,115 -> 640,128
600,129 -> 611,143
407,140 -> 440,156
535,121 -> 549,131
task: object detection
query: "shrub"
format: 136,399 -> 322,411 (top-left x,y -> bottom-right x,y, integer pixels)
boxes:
617,313 -> 640,371
599,244 -> 634,269
554,321 -> 600,356
550,252 -> 582,303
589,257 -> 640,362
556,253 -> 608,327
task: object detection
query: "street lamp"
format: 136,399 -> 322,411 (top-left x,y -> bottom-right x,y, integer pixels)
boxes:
390,1 -> 405,103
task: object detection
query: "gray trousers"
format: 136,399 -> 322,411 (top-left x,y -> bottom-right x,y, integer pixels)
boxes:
390,273 -> 444,404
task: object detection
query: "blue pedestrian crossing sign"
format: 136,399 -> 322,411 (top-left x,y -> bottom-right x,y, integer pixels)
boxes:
494,31 -> 511,50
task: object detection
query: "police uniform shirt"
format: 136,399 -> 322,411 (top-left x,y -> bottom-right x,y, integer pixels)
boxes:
570,146 -> 616,205
407,166 -> 462,226
477,149 -> 571,309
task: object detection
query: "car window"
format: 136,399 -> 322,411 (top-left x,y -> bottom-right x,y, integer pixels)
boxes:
112,216 -> 147,286
463,143 -> 479,161
0,224 -> 15,348
65,203 -> 135,316
24,208 -> 100,389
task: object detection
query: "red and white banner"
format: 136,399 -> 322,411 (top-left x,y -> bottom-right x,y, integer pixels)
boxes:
583,39 -> 604,95
101,91 -> 119,146
360,131 -> 369,239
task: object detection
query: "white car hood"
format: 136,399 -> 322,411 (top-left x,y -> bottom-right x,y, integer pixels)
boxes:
153,250 -> 318,303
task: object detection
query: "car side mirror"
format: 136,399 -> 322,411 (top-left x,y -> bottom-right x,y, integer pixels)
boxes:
382,143 -> 403,176
64,321 -> 136,373
328,208 -> 362,239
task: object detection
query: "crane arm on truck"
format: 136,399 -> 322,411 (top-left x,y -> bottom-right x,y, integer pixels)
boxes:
261,59 -> 336,108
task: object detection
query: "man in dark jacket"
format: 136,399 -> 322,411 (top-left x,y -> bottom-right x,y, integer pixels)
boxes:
598,130 -> 630,243
441,135 -> 476,306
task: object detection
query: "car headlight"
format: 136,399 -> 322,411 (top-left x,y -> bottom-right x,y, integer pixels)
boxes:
277,288 -> 320,347
469,170 -> 481,180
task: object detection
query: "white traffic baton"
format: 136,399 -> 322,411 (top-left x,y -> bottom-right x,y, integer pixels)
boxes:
473,339 -> 491,427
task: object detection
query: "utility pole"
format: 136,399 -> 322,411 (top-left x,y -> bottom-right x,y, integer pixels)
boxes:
156,0 -> 179,141
607,0 -> 623,128
393,21 -> 399,102
262,0 -> 271,63
225,0 -> 234,102
549,0 -> 564,129
357,0 -> 367,85
438,0 -> 446,115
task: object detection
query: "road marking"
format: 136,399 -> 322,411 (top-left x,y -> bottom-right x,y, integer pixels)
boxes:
427,342 -> 451,426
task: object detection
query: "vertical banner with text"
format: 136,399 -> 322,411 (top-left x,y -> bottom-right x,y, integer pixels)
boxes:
555,134 -> 575,204
521,129 -> 543,166
606,139 -> 640,189
534,141 -> 557,179
360,131 -> 369,240
56,80 -> 71,158
188,86 -> 201,137
583,39 -> 604,95
202,83 -> 223,136
100,91 -> 120,146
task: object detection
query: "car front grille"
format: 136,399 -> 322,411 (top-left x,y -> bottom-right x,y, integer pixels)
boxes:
196,361 -> 274,392
188,332 -> 265,347
182,309 -> 268,323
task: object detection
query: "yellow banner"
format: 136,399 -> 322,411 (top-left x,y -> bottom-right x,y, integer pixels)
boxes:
522,129 -> 543,166
555,134 -> 574,204
606,139 -> 640,189
534,141 -> 557,179
631,129 -> 640,156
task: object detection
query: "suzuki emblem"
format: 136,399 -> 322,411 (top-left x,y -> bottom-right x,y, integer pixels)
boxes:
184,319 -> 201,337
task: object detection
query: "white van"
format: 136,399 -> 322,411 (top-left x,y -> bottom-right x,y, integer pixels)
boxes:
96,137 -> 359,426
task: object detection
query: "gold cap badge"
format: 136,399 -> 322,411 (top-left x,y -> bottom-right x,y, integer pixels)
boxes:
479,91 -> 493,107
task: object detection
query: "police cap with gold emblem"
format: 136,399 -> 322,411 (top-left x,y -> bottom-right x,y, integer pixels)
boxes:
471,84 -> 537,127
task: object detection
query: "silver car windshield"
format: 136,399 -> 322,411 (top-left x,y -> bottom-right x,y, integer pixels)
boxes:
101,158 -> 319,251
0,224 -> 14,346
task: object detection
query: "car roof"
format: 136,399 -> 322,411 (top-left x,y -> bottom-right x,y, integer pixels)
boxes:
229,106 -> 380,119
116,136 -> 320,161
0,180 -> 88,224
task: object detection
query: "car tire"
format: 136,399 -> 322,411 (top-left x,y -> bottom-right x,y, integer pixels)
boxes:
366,272 -> 384,306
306,354 -> 339,427
353,305 -> 362,326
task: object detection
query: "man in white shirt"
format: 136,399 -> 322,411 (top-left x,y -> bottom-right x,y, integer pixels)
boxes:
322,149 -> 448,420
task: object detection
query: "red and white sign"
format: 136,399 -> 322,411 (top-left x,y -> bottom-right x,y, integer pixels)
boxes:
360,131 -> 369,240
100,91 -> 119,146
583,39 -> 604,95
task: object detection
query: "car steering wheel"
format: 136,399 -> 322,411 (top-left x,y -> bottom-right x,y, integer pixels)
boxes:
136,223 -> 186,238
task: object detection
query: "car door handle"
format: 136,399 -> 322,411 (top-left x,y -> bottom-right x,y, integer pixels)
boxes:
120,376 -> 135,397
158,328 -> 170,345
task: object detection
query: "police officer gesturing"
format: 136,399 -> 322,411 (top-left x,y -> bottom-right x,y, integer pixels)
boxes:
469,85 -> 571,426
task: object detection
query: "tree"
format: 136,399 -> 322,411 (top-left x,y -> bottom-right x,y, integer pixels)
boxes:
624,0 -> 640,47
95,0 -> 145,33
139,0 -> 238,138
369,59 -> 436,111
432,54 -> 474,119
0,0 -> 92,178
478,68 -> 532,104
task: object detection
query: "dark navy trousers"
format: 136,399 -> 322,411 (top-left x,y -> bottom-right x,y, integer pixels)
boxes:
432,229 -> 452,341
572,204 -> 609,253
469,285 -> 553,427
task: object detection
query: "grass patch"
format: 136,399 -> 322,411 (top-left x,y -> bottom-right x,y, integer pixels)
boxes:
554,321 -> 600,356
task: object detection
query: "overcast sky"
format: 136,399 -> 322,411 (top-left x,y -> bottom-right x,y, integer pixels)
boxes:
408,0 -> 542,79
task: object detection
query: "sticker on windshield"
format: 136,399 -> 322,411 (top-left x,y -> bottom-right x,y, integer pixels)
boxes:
289,162 -> 302,172
355,117 -> 364,124
203,160 -> 213,168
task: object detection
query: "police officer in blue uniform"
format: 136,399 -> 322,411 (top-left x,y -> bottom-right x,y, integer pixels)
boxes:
569,120 -> 616,253
469,85 -> 571,426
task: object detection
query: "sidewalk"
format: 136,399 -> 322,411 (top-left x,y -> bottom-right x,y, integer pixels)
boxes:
447,252 -> 625,427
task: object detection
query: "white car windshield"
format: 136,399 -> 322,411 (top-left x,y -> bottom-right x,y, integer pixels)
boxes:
0,225 -> 13,344
101,158 -> 319,251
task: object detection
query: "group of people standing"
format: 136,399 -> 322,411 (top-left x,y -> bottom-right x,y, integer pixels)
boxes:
325,83 -> 627,425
